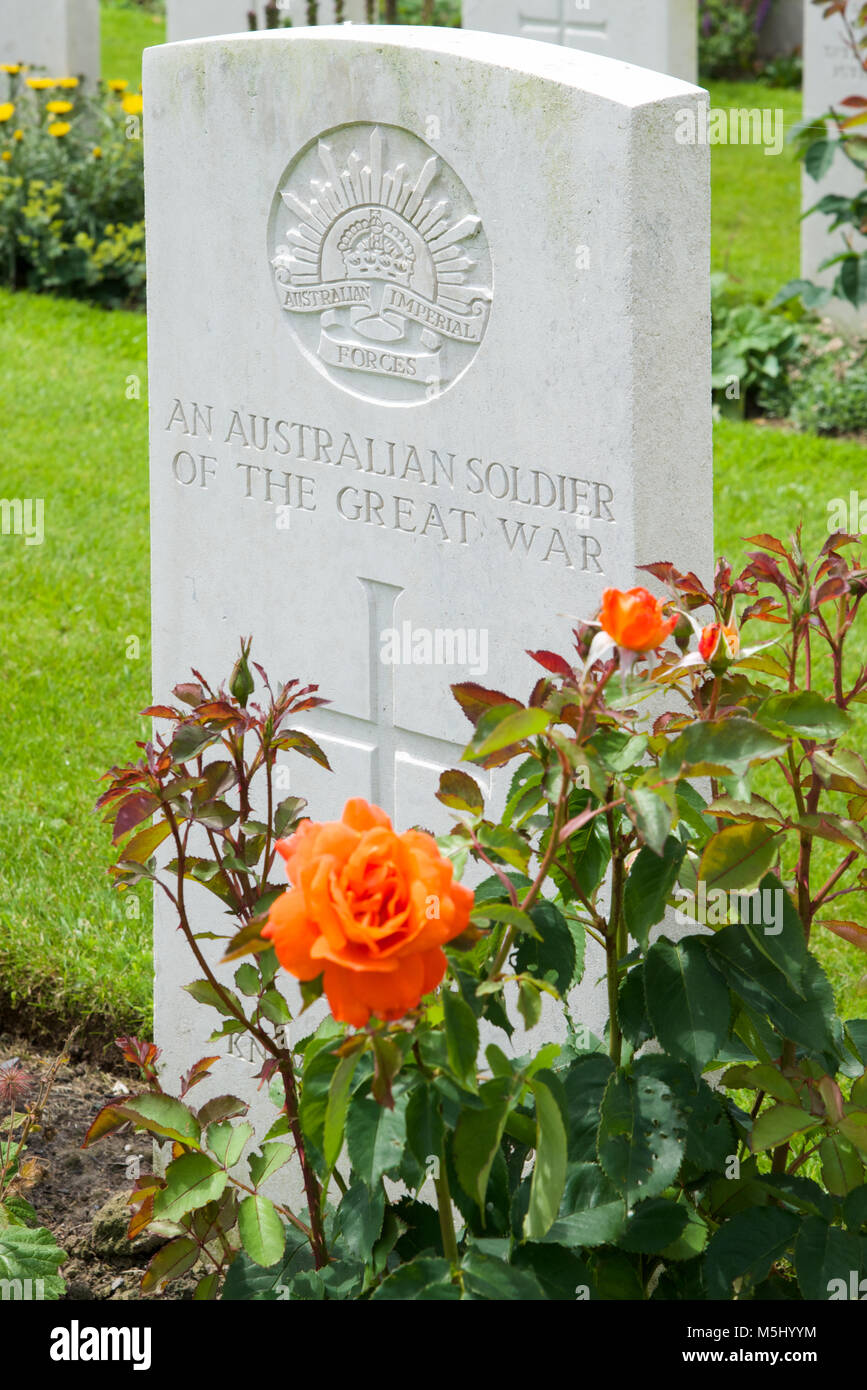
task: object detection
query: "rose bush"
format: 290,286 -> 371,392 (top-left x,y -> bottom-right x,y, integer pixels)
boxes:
86,530 -> 867,1301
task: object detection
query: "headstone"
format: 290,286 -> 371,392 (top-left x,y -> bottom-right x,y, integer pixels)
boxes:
166,0 -> 367,42
166,0 -> 250,44
0,0 -> 100,85
145,25 -> 711,1192
288,1 -> 369,24
757,0 -> 802,60
461,0 -> 699,83
802,0 -> 867,331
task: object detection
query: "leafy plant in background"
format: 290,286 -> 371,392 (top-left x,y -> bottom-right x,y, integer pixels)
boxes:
0,66 -> 145,305
699,0 -> 776,79
777,0 -> 867,313
0,1042 -> 71,1301
758,326 -> 867,434
85,525 -> 867,1301
711,274 -> 802,416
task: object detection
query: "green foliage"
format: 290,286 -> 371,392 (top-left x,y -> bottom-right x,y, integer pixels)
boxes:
698,0 -> 767,80
711,275 -> 802,417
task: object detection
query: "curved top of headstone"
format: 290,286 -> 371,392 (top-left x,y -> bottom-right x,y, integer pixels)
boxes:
146,21 -> 704,106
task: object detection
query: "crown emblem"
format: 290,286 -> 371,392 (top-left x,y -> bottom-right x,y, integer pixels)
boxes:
338,209 -> 416,286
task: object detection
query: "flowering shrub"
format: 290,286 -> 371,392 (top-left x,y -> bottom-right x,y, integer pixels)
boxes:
0,66 -> 144,305
86,531 -> 867,1300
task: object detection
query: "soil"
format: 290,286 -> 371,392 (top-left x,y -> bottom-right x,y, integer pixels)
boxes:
0,1031 -> 192,1302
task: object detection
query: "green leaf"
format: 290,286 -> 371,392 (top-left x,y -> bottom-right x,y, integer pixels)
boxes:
623,787 -> 673,856
517,979 -> 543,1030
436,768 -> 484,815
453,1078 -> 513,1218
661,1205 -> 709,1262
273,795 -> 307,837
559,1054 -> 614,1163
120,819 -> 172,864
153,1153 -> 227,1223
141,1237 -> 199,1292
470,706 -> 551,759
524,1076 -> 569,1240
183,977 -> 245,1020
0,1225 -> 66,1298
371,1255 -> 459,1300
705,1207 -> 800,1299
405,1083 -> 445,1176
699,821 -> 783,893
751,1104 -> 818,1153
618,1199 -> 688,1254
795,1217 -> 866,1301
720,1064 -> 798,1103
597,1066 -> 687,1205
470,902 -> 539,936
323,1049 -> 362,1172
337,1181 -> 385,1263
515,901 -> 577,995
259,989 -> 292,1026
820,1133 -> 864,1196
116,1093 -> 201,1147
234,963 -> 260,997
757,690 -> 851,742
442,987 -> 479,1089
460,1248 -> 546,1300
618,964 -> 654,1051
248,1141 -> 294,1188
206,1119 -> 253,1169
543,1203 -> 626,1250
298,1044 -> 341,1154
839,1110 -> 867,1157
238,1194 -> 286,1268
661,718 -> 786,779
643,937 -> 731,1076
843,1185 -> 867,1232
345,1090 -> 408,1186
623,837 -> 685,950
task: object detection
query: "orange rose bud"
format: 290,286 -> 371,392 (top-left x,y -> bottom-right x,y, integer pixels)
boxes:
263,799 -> 473,1028
599,587 -> 677,653
699,622 -> 739,672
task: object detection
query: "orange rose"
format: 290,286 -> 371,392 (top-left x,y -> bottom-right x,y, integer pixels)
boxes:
699,622 -> 739,668
599,587 -> 677,652
263,799 -> 473,1028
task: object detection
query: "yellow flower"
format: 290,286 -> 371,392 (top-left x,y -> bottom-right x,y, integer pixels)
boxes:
13,129 -> 23,141
48,121 -> 70,137
0,103 -> 14,122
46,100 -> 73,115
25,77 -> 55,91
107,79 -> 128,92
0,64 -> 21,75
1,150 -> 11,162
121,93 -> 143,116
56,76 -> 79,88
92,146 -> 102,158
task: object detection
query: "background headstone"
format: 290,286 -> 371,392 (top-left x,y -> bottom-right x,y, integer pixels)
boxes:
0,0 -> 100,85
166,0 -> 251,43
288,1 -> 369,24
461,0 -> 699,83
802,0 -> 867,332
757,0 -> 803,60
145,24 -> 711,1193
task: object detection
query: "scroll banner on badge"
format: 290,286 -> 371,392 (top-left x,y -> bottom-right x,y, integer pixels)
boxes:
280,280 -> 371,312
318,328 -> 440,382
380,285 -> 489,343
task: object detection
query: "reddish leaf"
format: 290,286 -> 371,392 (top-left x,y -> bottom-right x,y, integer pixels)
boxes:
141,705 -> 179,720
815,577 -> 850,606
527,649 -> 575,679
819,919 -> 867,952
112,792 -> 159,844
82,1103 -> 131,1147
174,682 -> 205,706
179,1056 -> 220,1098
841,95 -> 867,107
128,1193 -> 155,1241
743,533 -> 789,558
451,682 -> 520,727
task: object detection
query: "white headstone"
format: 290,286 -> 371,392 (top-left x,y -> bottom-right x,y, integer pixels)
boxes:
145,25 -> 711,1189
288,0 -> 369,24
462,0 -> 699,83
802,0 -> 867,331
0,0 -> 100,85
166,0 -> 251,44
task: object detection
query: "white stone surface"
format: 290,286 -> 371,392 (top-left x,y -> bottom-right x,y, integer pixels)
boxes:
462,0 -> 698,83
802,0 -> 867,332
0,0 -> 99,84
145,25 -> 711,1200
167,0 -> 251,44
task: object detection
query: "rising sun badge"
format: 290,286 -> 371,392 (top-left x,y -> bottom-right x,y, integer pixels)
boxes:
268,123 -> 493,406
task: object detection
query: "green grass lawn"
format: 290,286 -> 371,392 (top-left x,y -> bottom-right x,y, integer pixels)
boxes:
0,10 -> 864,1039
102,0 -> 165,87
